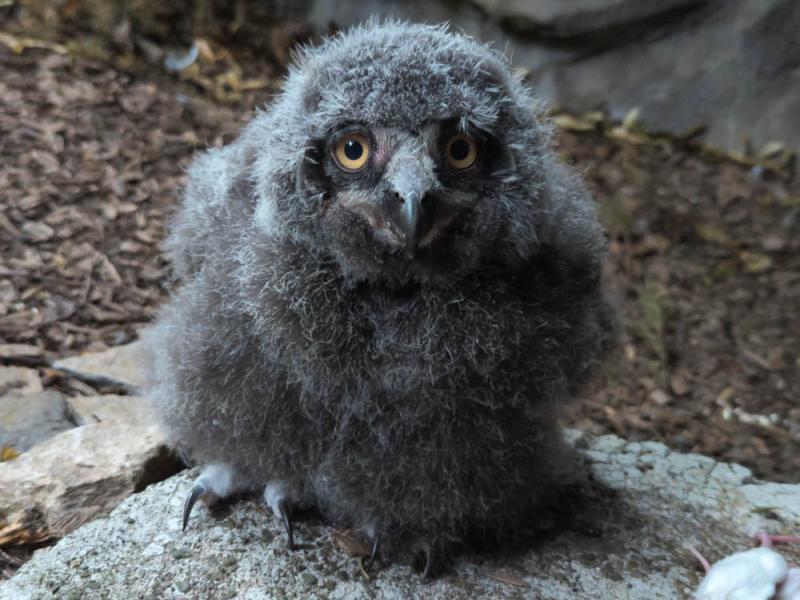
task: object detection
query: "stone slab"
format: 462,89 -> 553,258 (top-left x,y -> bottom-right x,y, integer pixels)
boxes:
0,366 -> 42,396
52,341 -> 146,392
66,394 -> 156,427
3,431 -> 798,599
0,390 -> 76,453
0,422 -> 170,539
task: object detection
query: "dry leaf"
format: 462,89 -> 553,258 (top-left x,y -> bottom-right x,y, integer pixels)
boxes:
332,529 -> 370,557
757,141 -> 786,160
1,446 -> 20,462
195,38 -> 216,63
487,571 -> 529,588
608,126 -> 650,145
622,107 -> 641,132
553,114 -> 597,132
739,251 -> 772,274
0,32 -> 67,55
695,225 -> 731,246
239,78 -> 270,91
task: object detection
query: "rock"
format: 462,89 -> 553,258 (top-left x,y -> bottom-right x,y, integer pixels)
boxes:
3,432 -> 799,599
0,390 -> 77,452
471,0 -> 705,37
0,422 -> 179,540
66,395 -> 156,426
309,0 -> 800,153
0,366 -> 42,395
52,341 -> 145,392
535,0 -> 800,153
21,222 -> 55,243
0,344 -> 44,363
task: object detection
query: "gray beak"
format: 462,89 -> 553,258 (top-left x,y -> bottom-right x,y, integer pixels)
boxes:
397,191 -> 421,254
386,160 -> 433,256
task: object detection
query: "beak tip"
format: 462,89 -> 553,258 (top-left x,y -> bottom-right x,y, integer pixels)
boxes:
398,193 -> 422,252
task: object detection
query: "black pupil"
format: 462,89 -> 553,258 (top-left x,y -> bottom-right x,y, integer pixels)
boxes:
450,139 -> 470,162
344,139 -> 363,161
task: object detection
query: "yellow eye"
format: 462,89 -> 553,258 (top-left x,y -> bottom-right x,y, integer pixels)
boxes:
333,133 -> 370,172
446,134 -> 478,170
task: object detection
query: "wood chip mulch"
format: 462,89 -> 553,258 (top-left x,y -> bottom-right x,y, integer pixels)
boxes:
1,31 -> 799,484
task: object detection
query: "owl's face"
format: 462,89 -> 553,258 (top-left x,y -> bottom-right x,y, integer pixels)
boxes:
303,117 -> 515,283
250,24 -> 548,287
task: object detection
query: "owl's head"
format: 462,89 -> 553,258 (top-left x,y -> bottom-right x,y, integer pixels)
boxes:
245,22 -> 574,288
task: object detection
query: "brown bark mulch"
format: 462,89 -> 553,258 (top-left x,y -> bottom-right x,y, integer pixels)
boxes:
1,27 -> 798,483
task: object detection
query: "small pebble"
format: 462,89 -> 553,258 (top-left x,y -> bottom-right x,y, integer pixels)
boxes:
221,554 -> 238,567
169,546 -> 193,560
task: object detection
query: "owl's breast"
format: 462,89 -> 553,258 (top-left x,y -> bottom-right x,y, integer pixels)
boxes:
275,281 -> 564,412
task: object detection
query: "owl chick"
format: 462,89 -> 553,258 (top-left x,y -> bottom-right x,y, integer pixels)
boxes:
144,21 -> 615,575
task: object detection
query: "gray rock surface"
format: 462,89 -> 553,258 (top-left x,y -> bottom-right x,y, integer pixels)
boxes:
309,0 -> 800,153
52,341 -> 146,391
66,394 -> 156,426
3,431 -> 798,599
0,421 -> 174,539
471,0 -> 705,37
0,366 -> 42,396
0,390 -> 76,452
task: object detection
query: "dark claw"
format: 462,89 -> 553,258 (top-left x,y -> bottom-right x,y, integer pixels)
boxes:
182,482 -> 207,531
276,498 -> 295,550
365,534 -> 380,571
421,545 -> 434,580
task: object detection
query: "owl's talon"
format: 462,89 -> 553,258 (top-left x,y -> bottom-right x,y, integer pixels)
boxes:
182,481 -> 221,531
365,534 -> 380,570
182,482 -> 207,531
181,464 -> 234,531
276,498 -> 295,550
421,545 -> 434,579
263,481 -> 297,550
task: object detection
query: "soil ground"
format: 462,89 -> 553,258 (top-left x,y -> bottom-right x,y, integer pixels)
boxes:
1,23 -> 798,483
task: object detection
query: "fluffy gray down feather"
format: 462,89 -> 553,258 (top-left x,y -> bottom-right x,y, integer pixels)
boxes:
144,21 -> 615,567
